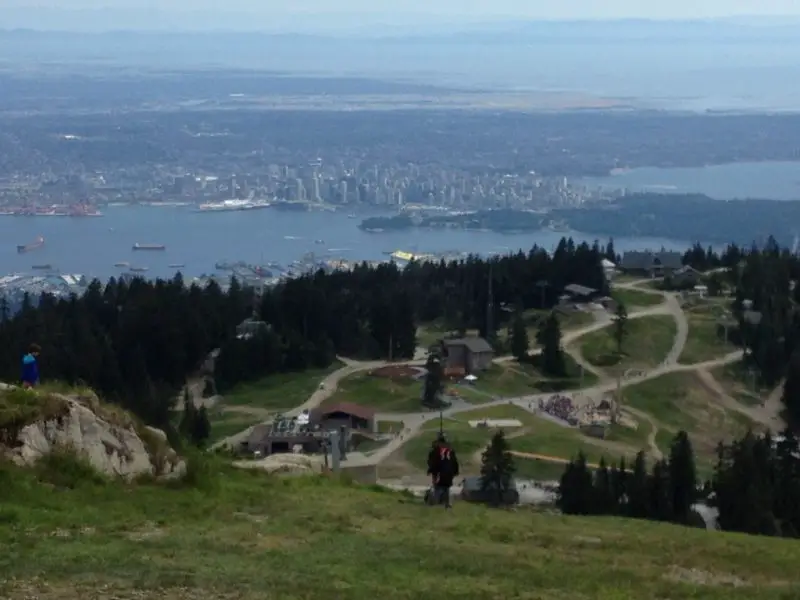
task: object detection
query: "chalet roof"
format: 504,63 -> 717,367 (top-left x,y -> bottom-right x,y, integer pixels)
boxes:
563,283 -> 598,297
620,250 -> 683,270
674,265 -> 702,276
314,402 -> 376,421
442,336 -> 494,354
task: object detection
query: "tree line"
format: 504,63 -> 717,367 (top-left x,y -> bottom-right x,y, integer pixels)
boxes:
213,238 -> 608,392
556,427 -> 800,539
558,431 -> 700,525
0,238 -> 607,430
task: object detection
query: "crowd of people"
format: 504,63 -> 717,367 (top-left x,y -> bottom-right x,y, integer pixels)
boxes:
538,394 -> 578,425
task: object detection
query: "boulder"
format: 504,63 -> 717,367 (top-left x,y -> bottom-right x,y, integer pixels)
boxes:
1,386 -> 185,480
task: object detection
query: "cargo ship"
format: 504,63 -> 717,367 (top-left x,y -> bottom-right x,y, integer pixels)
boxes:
31,264 -> 54,270
132,243 -> 166,251
129,266 -> 149,272
17,236 -> 45,254
168,263 -> 185,268
195,199 -> 271,212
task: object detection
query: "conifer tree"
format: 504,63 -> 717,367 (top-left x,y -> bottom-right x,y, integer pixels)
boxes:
625,451 -> 649,518
782,351 -> 800,430
178,387 -> 196,440
509,308 -> 530,363
647,459 -> 674,522
593,457 -> 616,515
668,431 -> 698,523
612,301 -> 628,357
536,312 -> 566,377
422,351 -> 444,408
479,430 -> 516,506
558,452 -> 594,515
193,406 -> 211,447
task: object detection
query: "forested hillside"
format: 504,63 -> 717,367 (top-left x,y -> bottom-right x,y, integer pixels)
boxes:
0,238 -> 606,430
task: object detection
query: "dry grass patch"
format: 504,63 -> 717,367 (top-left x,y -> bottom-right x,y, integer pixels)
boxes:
623,373 -> 757,470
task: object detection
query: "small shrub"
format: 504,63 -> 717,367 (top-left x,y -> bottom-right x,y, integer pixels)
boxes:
178,449 -> 219,492
35,445 -> 108,489
0,507 -> 20,525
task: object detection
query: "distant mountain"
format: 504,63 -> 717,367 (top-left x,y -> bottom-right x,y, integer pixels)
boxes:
0,12 -> 798,40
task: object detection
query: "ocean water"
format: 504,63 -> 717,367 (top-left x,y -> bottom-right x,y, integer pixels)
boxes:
580,161 -> 800,201
1,206 -> 693,280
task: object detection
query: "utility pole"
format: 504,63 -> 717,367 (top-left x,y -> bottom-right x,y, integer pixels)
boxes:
614,373 -> 622,424
486,264 -> 495,343
330,429 -> 341,472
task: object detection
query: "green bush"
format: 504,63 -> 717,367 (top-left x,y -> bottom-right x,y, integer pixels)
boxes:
34,445 -> 107,489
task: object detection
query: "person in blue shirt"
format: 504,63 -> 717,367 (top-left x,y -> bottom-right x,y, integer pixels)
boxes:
21,343 -> 41,388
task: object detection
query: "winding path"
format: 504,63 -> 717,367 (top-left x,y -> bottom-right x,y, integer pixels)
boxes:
216,276 -> 777,472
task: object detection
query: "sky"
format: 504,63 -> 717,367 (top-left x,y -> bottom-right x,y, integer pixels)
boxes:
5,0 -> 800,18
2,0 -> 800,32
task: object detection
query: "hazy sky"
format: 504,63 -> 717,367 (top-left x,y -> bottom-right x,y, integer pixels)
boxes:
6,0 -> 800,18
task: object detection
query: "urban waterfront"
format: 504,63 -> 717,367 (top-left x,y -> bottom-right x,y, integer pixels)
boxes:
2,205 -> 698,280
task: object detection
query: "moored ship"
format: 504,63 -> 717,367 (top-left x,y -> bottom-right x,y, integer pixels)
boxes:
132,243 -> 166,251
17,236 -> 45,254
196,199 -> 271,212
1,204 -> 102,217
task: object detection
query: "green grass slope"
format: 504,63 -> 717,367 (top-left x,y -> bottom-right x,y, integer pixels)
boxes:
0,457 -> 798,599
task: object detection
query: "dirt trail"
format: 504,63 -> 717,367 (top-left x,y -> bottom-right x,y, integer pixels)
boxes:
222,405 -> 273,417
622,406 -> 664,460
695,369 -> 783,429
564,343 -> 607,382
510,450 -> 616,470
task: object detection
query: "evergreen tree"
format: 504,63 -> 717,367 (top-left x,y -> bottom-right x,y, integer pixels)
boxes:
605,238 -> 616,264
612,301 -> 629,357
479,430 -> 516,506
713,432 -> 779,536
782,351 -> 800,430
422,351 -> 444,408
558,452 -> 594,515
611,457 -> 627,510
668,431 -> 698,523
592,457 -> 616,515
625,451 -> 649,518
192,406 -> 211,447
178,388 -> 196,440
509,308 -> 530,362
647,459 -> 673,522
536,312 -> 566,377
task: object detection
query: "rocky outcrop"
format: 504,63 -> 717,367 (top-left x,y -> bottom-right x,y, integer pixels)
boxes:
233,453 -> 322,475
1,386 -> 185,480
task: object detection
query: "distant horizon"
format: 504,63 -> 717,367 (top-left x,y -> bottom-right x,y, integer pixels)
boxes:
1,10 -> 800,34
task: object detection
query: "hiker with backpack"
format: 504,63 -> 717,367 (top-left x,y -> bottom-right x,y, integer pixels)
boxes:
427,432 -> 460,509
